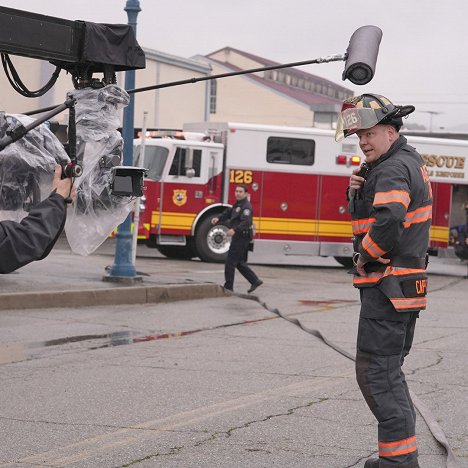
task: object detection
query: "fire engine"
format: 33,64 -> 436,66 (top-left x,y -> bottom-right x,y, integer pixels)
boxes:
133,122 -> 468,266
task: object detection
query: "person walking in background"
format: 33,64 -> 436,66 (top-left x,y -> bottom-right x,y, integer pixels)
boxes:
336,94 -> 432,468
211,184 -> 263,293
451,200 -> 468,261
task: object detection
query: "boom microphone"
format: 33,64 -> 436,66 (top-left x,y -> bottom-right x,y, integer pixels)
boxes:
342,25 -> 383,85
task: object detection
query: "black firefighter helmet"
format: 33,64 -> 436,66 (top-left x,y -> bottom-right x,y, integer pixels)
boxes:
335,93 -> 415,141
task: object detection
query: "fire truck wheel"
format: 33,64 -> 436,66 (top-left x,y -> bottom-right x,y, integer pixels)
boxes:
195,217 -> 230,263
334,256 -> 354,269
156,245 -> 196,260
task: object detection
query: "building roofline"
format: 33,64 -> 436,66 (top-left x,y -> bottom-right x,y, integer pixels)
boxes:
204,56 -> 343,111
206,46 -> 352,94
143,47 -> 212,74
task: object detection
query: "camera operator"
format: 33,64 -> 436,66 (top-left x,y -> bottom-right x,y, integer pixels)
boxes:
0,165 -> 76,274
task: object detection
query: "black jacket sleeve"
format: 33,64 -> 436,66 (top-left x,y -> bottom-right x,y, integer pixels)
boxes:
217,207 -> 232,224
0,192 -> 67,274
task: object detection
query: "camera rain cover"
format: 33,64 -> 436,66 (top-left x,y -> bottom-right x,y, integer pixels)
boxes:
0,113 -> 70,221
64,85 -> 136,255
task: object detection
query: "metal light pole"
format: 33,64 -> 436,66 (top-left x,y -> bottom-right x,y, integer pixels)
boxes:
419,110 -> 443,133
106,0 -> 142,282
427,111 -> 442,133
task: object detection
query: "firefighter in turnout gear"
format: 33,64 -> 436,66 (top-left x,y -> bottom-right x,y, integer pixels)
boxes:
211,184 -> 262,293
336,94 -> 432,468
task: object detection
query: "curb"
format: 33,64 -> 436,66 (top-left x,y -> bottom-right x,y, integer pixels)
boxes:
0,283 -> 226,311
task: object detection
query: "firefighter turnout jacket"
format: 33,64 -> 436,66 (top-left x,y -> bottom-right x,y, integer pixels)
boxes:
349,135 -> 432,312
0,192 -> 67,274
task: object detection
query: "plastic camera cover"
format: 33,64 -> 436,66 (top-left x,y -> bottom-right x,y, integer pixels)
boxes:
65,84 -> 137,255
0,113 -> 70,221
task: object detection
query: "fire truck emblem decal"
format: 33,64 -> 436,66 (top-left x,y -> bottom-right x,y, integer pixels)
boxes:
172,189 -> 187,207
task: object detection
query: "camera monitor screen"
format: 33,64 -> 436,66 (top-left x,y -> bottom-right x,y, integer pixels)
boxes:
112,175 -> 134,195
110,166 -> 147,197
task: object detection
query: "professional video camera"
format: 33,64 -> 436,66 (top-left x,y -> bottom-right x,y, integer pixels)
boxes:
0,112 -> 70,219
64,84 -> 146,255
0,7 -> 147,254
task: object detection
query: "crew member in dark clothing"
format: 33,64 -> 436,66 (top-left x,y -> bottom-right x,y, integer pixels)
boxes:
211,184 -> 263,293
0,165 -> 76,274
336,94 -> 432,468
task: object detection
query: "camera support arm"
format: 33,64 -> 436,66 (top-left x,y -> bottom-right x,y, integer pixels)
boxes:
0,97 -> 82,178
126,54 -> 346,95
0,97 -> 75,152
127,24 -> 381,94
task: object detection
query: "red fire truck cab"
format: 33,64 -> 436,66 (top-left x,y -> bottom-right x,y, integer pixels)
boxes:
134,122 -> 468,266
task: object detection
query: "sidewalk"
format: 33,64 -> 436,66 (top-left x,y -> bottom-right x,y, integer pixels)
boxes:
0,242 -> 225,310
0,237 -> 466,310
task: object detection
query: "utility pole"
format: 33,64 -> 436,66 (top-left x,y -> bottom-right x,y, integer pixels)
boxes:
105,0 -> 142,283
419,110 -> 443,133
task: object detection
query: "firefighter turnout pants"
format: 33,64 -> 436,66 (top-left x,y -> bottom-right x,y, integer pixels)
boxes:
224,235 -> 259,291
356,286 -> 420,468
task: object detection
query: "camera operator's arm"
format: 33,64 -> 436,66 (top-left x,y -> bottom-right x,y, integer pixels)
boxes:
53,165 -> 76,201
0,166 -> 76,274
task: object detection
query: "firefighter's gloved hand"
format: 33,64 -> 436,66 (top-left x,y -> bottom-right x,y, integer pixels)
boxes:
356,255 -> 390,277
349,168 -> 366,198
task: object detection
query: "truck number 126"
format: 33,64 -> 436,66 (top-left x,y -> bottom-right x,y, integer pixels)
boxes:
229,169 -> 253,184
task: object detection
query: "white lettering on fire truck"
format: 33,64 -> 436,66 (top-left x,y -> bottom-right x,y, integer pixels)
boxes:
421,154 -> 466,179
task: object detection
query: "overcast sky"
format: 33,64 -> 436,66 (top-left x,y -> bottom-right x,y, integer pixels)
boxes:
1,0 -> 466,131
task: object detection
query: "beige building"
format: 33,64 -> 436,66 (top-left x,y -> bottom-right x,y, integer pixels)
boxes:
129,48 -> 211,130
202,47 -> 353,128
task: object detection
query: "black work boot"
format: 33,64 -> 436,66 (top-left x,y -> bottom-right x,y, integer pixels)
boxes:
247,280 -> 263,293
364,459 -> 379,468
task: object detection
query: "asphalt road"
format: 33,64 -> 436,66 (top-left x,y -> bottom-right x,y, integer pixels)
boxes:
0,244 -> 467,467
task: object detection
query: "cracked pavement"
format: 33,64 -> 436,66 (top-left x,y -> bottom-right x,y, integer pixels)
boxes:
0,246 -> 466,467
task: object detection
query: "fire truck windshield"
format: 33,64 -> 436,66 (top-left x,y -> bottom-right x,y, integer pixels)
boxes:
135,145 -> 169,181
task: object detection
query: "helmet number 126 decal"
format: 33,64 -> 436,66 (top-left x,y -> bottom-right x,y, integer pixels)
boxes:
343,109 -> 361,128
